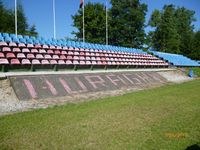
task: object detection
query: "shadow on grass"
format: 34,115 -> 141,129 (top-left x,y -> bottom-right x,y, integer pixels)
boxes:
186,144 -> 200,150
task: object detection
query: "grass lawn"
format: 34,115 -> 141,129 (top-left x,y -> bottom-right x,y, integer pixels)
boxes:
0,80 -> 200,150
193,67 -> 200,77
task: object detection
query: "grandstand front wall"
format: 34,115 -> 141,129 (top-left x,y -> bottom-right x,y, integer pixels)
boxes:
10,71 -> 167,100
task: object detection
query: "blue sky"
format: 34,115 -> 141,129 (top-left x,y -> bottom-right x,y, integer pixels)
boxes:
5,0 -> 200,39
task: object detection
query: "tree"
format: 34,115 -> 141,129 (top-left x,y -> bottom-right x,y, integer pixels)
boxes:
109,0 -> 147,48
175,7 -> 195,55
0,0 -> 38,36
149,5 -> 197,57
27,25 -> 38,37
190,30 -> 200,60
72,2 -> 106,44
149,5 -> 181,53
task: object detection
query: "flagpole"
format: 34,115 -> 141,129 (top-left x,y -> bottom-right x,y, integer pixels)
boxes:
15,0 -> 17,37
106,0 -> 108,45
83,0 -> 85,43
53,0 -> 56,39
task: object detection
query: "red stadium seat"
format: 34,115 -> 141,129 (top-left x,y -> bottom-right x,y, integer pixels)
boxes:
22,48 -> 30,53
80,52 -> 85,56
91,57 -> 96,60
35,45 -> 42,49
107,62 -> 112,65
67,56 -> 73,60
18,43 -> 26,47
42,45 -> 49,49
50,60 -> 57,64
9,42 -> 17,47
31,49 -> 39,53
27,44 -> 34,48
0,52 -> 5,58
10,59 -> 20,65
60,55 -> 67,60
50,45 -> 55,49
41,60 -> 49,65
13,48 -> 21,53
0,42 -> 7,46
86,56 -> 91,60
63,47 -> 68,50
79,56 -> 85,60
0,58 -> 9,64
32,59 -> 40,64
36,54 -> 44,59
92,61 -> 97,65
101,57 -> 106,61
61,50 -> 67,55
80,61 -> 85,65
95,53 -> 100,56
52,55 -> 59,59
55,50 -> 61,55
74,52 -> 79,55
66,60 -> 72,64
6,52 -> 15,58
56,46 -> 62,50
68,51 -> 74,55
17,53 -> 26,58
47,50 -> 54,54
39,49 -> 46,54
58,60 -> 65,64
44,54 -> 52,59
21,59 -> 31,65
2,47 -> 11,52
73,60 -> 79,65
27,54 -> 35,59
74,56 -> 79,60
97,61 -> 103,65
86,61 -> 91,65
69,47 -> 74,50
96,57 -> 101,61
90,53 -> 95,56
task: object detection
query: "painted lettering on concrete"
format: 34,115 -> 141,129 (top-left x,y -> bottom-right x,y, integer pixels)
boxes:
11,72 -> 166,100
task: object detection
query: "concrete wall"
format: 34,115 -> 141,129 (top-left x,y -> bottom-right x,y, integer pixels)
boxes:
9,71 -> 167,100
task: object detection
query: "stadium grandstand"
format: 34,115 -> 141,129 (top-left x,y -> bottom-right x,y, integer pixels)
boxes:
0,32 -> 169,72
150,50 -> 200,67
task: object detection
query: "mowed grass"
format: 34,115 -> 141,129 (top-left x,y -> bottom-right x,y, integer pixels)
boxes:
0,80 -> 200,150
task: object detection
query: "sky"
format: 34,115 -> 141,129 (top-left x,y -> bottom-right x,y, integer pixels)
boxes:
4,0 -> 200,39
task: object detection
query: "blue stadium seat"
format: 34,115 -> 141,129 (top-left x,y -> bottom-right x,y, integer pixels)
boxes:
19,38 -> 26,44
12,37 -> 20,43
150,50 -> 199,67
5,37 -> 12,43
0,37 -> 4,42
2,33 -> 9,38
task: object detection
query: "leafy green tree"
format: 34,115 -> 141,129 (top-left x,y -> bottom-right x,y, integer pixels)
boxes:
149,5 -> 197,57
149,5 -> 181,53
0,0 -> 38,36
72,2 -> 106,44
27,25 -> 38,36
175,7 -> 195,55
190,30 -> 200,60
109,0 -> 147,48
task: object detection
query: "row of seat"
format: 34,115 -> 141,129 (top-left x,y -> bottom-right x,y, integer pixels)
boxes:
0,47 -> 158,60
0,33 -> 146,54
0,54 -> 164,63
150,50 -> 200,67
0,58 -> 168,66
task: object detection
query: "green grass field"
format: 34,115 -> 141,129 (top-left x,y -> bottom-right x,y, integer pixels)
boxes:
0,80 -> 200,150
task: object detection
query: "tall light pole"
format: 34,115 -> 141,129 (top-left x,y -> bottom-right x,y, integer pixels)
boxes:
82,0 -> 85,43
15,0 -> 18,36
106,0 -> 108,45
53,0 -> 56,39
